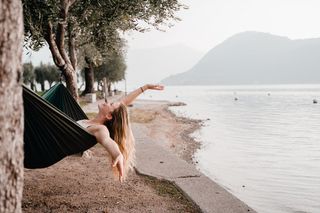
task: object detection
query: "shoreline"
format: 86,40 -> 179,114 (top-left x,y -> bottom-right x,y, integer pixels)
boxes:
130,99 -> 204,164
22,96 -> 255,212
164,103 -> 203,163
132,99 -> 256,213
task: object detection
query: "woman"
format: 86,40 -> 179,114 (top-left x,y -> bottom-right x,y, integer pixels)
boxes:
77,84 -> 164,182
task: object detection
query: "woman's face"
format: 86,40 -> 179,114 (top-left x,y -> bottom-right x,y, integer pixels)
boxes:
98,102 -> 121,118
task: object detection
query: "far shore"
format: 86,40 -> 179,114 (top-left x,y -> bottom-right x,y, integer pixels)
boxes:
22,96 -> 202,212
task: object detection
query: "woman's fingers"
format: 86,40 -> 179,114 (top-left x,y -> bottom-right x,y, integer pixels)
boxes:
112,156 -> 118,167
116,161 -> 123,175
156,85 -> 164,90
118,156 -> 124,176
150,84 -> 164,90
117,161 -> 123,183
113,154 -> 124,182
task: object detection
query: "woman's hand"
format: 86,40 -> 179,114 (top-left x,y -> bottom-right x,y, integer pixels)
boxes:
120,83 -> 164,106
145,84 -> 164,91
112,153 -> 124,182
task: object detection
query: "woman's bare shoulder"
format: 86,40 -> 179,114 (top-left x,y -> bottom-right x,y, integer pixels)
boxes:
87,125 -> 110,139
86,124 -> 110,135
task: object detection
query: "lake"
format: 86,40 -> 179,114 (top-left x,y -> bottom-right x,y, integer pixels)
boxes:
142,84 -> 320,213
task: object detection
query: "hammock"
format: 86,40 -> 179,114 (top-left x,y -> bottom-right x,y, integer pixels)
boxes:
42,83 -> 88,121
23,84 -> 97,169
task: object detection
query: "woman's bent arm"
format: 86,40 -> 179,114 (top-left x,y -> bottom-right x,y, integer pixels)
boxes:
120,84 -> 164,106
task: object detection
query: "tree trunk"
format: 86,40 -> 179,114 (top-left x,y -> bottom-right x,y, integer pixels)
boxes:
81,62 -> 95,96
103,78 -> 108,101
0,0 -> 24,212
64,65 -> 78,99
107,82 -> 112,96
30,82 -> 35,91
44,0 -> 79,101
96,81 -> 100,91
68,22 -> 77,70
40,82 -> 45,91
45,31 -> 79,99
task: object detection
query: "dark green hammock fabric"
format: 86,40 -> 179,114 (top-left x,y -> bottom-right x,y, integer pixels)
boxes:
23,84 -> 97,169
42,83 -> 88,121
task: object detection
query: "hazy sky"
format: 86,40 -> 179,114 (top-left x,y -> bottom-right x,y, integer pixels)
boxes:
126,0 -> 320,53
24,0 -> 320,66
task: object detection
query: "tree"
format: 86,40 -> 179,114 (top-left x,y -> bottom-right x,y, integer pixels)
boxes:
77,43 -> 103,96
23,62 -> 36,90
0,0 -> 24,212
81,56 -> 95,95
34,63 -> 60,90
23,0 -> 185,100
34,64 -> 46,91
78,33 -> 126,96
94,53 -> 126,94
45,64 -> 61,87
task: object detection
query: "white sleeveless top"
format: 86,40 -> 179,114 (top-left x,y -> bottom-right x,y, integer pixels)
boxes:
77,120 -> 92,129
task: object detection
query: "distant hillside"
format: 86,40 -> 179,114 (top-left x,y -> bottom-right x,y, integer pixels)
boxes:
161,32 -> 320,85
125,44 -> 203,87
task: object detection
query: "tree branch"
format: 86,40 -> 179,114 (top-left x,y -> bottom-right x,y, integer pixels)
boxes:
69,0 -> 77,7
68,22 -> 77,70
45,21 -> 67,74
56,0 -> 72,66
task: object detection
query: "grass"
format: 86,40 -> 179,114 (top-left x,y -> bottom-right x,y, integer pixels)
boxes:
79,99 -> 87,108
36,91 -> 46,96
142,175 -> 200,212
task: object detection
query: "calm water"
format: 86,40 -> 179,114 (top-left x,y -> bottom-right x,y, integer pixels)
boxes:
141,85 -> 320,213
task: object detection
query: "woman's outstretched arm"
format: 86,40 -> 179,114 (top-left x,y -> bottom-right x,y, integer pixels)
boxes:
87,125 -> 124,181
120,84 -> 164,106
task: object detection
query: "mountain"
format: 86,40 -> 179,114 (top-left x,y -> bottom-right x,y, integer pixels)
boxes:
125,44 -> 203,87
161,32 -> 320,85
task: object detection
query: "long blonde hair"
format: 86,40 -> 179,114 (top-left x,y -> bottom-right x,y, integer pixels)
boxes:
105,103 -> 135,179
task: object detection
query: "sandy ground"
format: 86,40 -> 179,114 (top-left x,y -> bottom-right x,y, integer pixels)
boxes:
22,99 -> 202,212
130,100 -> 202,163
